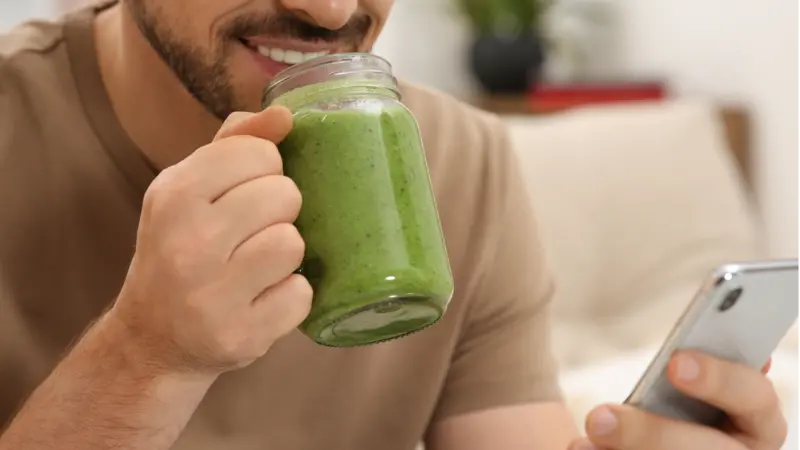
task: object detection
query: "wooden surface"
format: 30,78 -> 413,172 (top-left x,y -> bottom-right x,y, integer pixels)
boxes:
472,95 -> 752,188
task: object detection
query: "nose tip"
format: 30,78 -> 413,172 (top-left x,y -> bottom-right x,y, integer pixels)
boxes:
280,0 -> 359,30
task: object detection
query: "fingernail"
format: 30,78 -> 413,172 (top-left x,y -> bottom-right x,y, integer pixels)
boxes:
675,354 -> 701,381
588,407 -> 617,436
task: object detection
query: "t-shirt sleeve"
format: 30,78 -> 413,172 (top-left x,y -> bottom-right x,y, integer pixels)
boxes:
431,119 -> 563,423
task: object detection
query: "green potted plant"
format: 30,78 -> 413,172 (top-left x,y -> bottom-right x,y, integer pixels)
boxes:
455,0 -> 554,93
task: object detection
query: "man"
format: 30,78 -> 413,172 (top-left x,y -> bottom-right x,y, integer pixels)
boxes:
0,1 -> 787,449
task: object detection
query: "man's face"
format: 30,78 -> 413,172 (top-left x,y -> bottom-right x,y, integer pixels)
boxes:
126,0 -> 393,120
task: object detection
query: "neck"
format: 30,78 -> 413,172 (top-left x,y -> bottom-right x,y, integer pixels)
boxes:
94,3 -> 222,170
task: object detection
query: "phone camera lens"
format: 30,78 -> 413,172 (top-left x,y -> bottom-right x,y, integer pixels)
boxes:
719,287 -> 743,312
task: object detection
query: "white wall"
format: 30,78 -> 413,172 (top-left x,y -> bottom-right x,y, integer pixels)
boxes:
375,0 -> 476,97
375,0 -> 798,258
0,1 -> 54,30
753,5 -> 799,257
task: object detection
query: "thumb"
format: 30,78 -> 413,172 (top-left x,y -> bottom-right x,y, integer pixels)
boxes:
214,105 -> 293,143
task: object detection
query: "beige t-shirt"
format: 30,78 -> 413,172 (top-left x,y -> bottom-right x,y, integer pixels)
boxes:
0,5 -> 560,449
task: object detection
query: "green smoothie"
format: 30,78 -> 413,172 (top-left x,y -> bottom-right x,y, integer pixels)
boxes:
271,82 -> 454,347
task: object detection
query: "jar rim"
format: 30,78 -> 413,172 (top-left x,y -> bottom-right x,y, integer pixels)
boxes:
262,52 -> 397,107
269,52 -> 393,87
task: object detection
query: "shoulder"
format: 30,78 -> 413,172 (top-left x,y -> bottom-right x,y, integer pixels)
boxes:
0,19 -> 66,91
0,19 -> 69,161
398,79 -> 515,215
399,80 -> 502,129
399,80 -> 510,164
397,81 -> 531,312
0,19 -> 65,59
0,19 -> 67,96
398,79 -> 519,232
398,80 -> 517,197
0,18 -> 68,97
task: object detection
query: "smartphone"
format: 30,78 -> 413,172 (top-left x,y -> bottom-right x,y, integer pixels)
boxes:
624,259 -> 799,427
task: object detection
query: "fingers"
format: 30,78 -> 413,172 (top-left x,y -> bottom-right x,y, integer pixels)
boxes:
573,352 -> 788,450
165,106 -> 293,202
214,106 -> 293,143
251,274 -> 313,343
176,135 -> 284,201
578,404 -> 745,450
668,351 -> 787,446
212,175 -> 302,255
227,223 -> 305,299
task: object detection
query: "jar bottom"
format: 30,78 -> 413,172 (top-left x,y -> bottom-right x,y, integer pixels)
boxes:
302,295 -> 444,347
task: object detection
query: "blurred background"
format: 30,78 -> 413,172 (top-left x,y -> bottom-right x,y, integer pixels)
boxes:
374,0 -> 797,260
3,1 -> 799,447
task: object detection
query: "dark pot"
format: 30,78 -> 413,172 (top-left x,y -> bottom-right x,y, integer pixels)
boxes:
469,33 -> 546,94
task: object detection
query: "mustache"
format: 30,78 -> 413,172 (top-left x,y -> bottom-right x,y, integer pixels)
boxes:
221,12 -> 372,44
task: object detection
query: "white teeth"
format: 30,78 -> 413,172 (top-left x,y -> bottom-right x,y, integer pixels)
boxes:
269,48 -> 285,61
283,50 -> 304,64
308,51 -> 330,61
254,45 -> 331,65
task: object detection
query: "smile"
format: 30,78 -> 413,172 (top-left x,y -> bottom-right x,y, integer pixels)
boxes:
240,38 -> 339,75
253,46 -> 330,64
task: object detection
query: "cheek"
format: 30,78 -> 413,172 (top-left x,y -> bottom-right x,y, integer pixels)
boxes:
170,1 -> 235,49
360,0 -> 393,44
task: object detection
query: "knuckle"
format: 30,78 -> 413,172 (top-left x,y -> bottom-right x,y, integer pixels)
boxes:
607,407 -> 651,447
613,411 -> 640,445
227,135 -> 283,174
262,277 -> 313,336
286,297 -> 312,329
175,223 -> 218,252
262,142 -> 283,174
272,223 -> 305,259
273,176 -> 303,214
757,380 -> 783,413
224,111 -> 253,125
144,168 -> 181,211
191,220 -> 225,247
183,292 -> 207,317
289,274 -> 314,303
214,328 -> 250,357
698,358 -> 726,397
167,223 -> 223,274
168,241 -> 205,278
701,375 -> 723,400
224,134 -> 260,148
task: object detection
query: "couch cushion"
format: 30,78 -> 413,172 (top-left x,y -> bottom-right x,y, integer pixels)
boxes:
505,100 -> 762,366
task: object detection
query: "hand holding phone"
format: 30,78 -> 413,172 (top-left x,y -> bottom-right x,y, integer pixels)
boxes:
624,259 -> 798,426
568,259 -> 797,450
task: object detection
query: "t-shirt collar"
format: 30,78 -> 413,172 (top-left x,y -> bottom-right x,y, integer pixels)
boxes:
63,1 -> 158,197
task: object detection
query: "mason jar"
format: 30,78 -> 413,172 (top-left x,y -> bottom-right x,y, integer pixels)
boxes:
262,53 -> 454,347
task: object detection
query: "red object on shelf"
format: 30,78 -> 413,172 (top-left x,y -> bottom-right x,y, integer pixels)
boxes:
527,81 -> 668,111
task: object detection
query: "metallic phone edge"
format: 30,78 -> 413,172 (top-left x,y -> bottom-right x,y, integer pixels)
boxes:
623,272 -> 722,405
623,259 -> 798,406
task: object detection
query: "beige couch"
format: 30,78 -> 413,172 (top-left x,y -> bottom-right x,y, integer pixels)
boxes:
507,99 -> 763,368
504,100 -> 798,444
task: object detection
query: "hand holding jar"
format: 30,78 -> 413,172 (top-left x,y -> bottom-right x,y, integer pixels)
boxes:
109,106 -> 312,374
